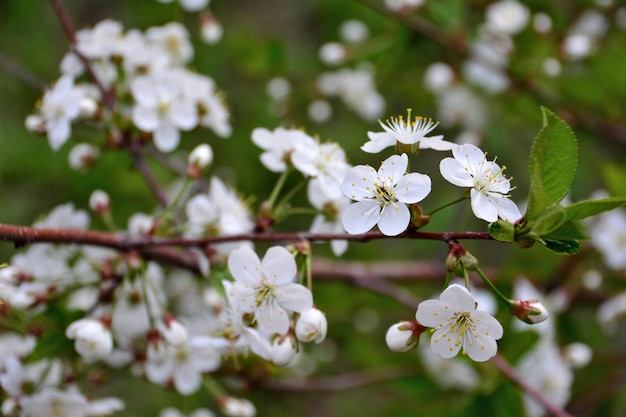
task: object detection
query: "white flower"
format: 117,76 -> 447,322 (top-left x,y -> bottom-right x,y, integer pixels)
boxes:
160,407 -> 216,417
201,13 -> 223,44
362,110 -> 454,154
38,75 -> 84,151
439,143 -> 522,223
485,0 -> 530,35
145,336 -> 226,395
271,336 -> 297,366
68,143 -> 100,170
227,246 -> 313,335
156,317 -> 189,346
251,127 -> 315,172
341,153 -> 431,236
418,343 -> 480,391
219,396 -> 256,417
146,22 -> 193,65
66,318 -> 113,360
89,190 -> 110,214
130,71 -> 198,152
415,284 -> 503,362
292,140 -> 351,199
295,308 -> 328,344
587,208 -> 626,270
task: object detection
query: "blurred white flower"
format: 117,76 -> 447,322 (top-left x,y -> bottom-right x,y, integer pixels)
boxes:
66,318 -> 113,360
485,0 -> 530,35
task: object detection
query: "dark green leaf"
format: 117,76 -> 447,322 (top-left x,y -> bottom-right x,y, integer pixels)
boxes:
565,196 -> 626,221
542,238 -> 581,255
526,108 -> 578,220
544,220 -> 589,240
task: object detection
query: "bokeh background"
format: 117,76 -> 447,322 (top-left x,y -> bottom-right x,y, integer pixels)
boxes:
1,1 -> 626,416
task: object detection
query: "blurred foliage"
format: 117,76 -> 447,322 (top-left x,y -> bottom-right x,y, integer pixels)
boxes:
1,0 -> 626,416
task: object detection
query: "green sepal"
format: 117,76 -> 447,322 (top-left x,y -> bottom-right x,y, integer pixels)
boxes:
489,219 -> 515,242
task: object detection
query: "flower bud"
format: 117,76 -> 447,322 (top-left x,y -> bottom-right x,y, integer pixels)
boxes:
200,12 -> 223,45
562,342 -> 592,368
89,190 -> 110,215
25,114 -> 45,134
510,299 -> 549,324
271,335 -> 297,366
218,396 -> 256,417
68,143 -> 100,171
66,317 -> 113,360
385,321 -> 425,352
79,97 -> 98,118
157,315 -> 188,346
295,308 -> 327,344
187,144 -> 213,178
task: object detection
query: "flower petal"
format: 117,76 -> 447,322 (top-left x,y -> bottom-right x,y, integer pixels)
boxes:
342,165 -> 378,201
378,154 -> 408,187
439,158 -> 474,188
439,284 -> 476,312
378,202 -> 410,236
342,200 -> 380,234
431,326 -> 462,358
256,301 -> 290,335
395,173 -> 432,204
452,144 -> 486,168
262,246 -> 297,285
154,123 -> 180,152
361,132 -> 396,153
275,283 -> 313,313
228,246 -> 263,284
415,299 -> 452,327
491,193 -> 523,223
471,189 -> 499,222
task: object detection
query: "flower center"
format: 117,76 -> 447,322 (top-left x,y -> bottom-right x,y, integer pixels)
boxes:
255,280 -> 274,306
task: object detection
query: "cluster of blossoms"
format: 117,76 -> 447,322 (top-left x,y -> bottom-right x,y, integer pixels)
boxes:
26,19 -> 230,157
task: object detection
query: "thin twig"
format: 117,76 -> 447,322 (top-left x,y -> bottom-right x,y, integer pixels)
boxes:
128,140 -> 169,208
491,354 -> 575,417
0,51 -> 47,90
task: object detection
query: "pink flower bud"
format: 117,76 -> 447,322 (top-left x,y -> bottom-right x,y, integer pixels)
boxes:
510,299 -> 549,324
89,190 -> 110,215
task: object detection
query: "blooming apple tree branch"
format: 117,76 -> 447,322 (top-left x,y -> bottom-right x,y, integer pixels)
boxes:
2,1 -> 626,417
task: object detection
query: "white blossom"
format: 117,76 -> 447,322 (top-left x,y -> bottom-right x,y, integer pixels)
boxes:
227,245 -> 313,335
251,127 -> 315,172
362,110 -> 454,153
38,75 -> 84,151
439,143 -> 522,223
485,0 -> 530,35
66,318 -> 114,361
295,308 -> 328,344
341,153 -> 431,236
415,284 -> 503,362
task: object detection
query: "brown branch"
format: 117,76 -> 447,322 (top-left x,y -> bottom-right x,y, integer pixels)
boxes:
491,354 -> 575,417
48,0 -> 116,110
128,139 -> 170,208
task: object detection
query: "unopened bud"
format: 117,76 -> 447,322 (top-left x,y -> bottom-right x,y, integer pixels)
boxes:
218,396 -> 256,417
510,299 -> 549,324
68,143 -> 100,171
79,97 -> 98,118
89,190 -> 110,215
445,241 -> 479,274
295,308 -> 327,344
385,320 -> 425,352
271,335 -> 297,366
410,204 -> 430,228
200,12 -> 223,44
187,144 -> 213,178
157,315 -> 188,346
562,342 -> 592,368
25,114 -> 45,134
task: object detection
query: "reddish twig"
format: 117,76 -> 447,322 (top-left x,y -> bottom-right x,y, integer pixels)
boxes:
127,139 -> 170,208
491,354 -> 575,417
0,51 -> 47,91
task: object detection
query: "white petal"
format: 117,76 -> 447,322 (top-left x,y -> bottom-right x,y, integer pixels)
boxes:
378,154 -> 408,186
395,173 -> 432,204
131,77 -> 157,107
228,246 -> 263,284
415,299 -> 453,327
472,310 -> 504,339
471,189 -> 498,222
342,165 -> 378,201
342,200 -> 380,234
174,365 -> 201,394
132,106 -> 159,132
275,283 -> 313,313
169,100 -> 198,130
262,246 -> 297,285
439,284 -> 476,312
251,127 -> 273,149
256,301 -> 290,335
420,136 -> 455,151
260,151 -> 287,172
439,158 -> 474,187
463,328 -> 498,362
47,119 -> 71,150
378,202 -> 410,236
491,194 -> 523,222
452,144 -> 486,167
431,326 -> 462,358
153,123 -> 180,152
361,132 -> 396,153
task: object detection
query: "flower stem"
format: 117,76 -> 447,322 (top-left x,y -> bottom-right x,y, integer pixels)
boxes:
274,179 -> 307,220
267,170 -> 290,208
475,267 -> 512,306
428,192 -> 469,216
157,176 -> 192,223
204,375 -> 226,398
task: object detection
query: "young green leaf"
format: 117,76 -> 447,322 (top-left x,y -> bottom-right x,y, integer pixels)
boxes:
542,238 -> 581,255
530,204 -> 567,236
565,196 -> 626,221
489,219 -> 515,242
525,107 -> 578,220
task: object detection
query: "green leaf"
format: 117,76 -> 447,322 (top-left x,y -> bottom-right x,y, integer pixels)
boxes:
542,238 -> 581,255
544,220 -> 589,240
526,107 -> 578,220
565,196 -> 626,221
530,204 -> 567,236
489,219 -> 515,242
